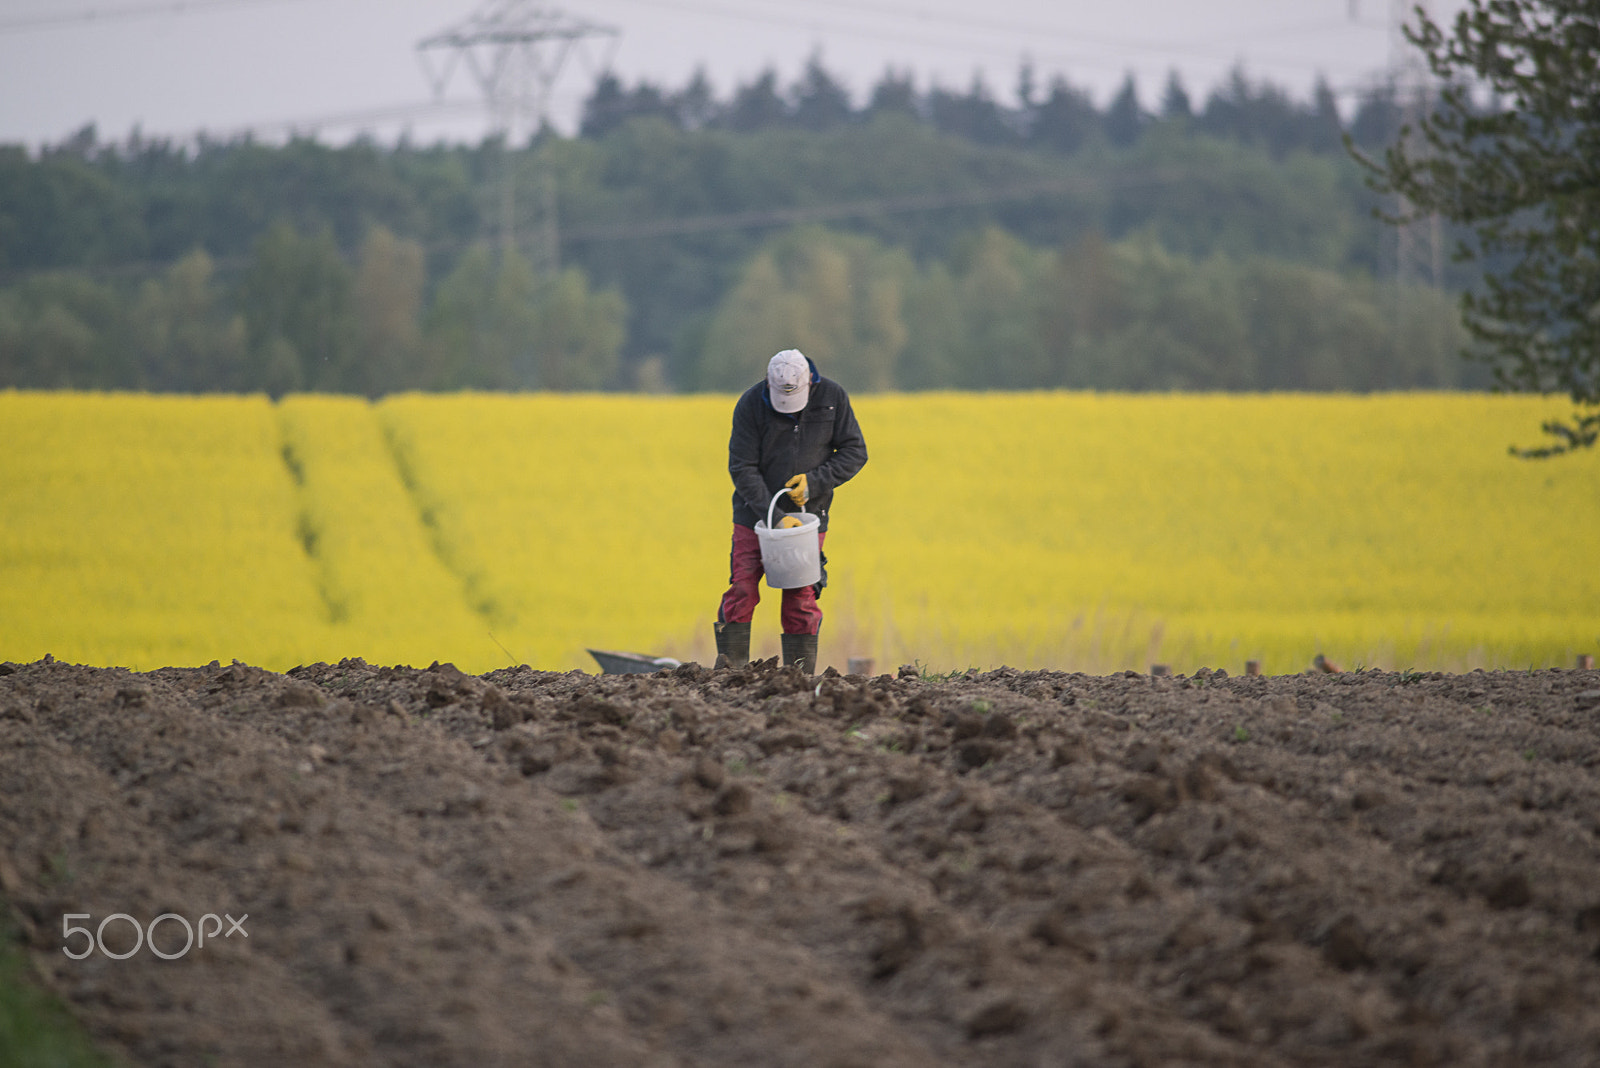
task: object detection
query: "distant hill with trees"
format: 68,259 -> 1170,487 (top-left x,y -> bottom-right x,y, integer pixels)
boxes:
0,60 -> 1482,395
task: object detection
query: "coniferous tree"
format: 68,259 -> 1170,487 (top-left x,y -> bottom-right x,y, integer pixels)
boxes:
929,76 -> 1014,146
626,82 -> 678,127
1016,61 -> 1039,116
1104,75 -> 1145,147
579,75 -> 678,137
674,68 -> 720,130
1308,77 -> 1346,154
1160,70 -> 1193,122
792,54 -> 853,131
723,70 -> 789,132
579,73 -> 629,138
1029,76 -> 1099,154
1349,83 -> 1401,151
866,69 -> 919,121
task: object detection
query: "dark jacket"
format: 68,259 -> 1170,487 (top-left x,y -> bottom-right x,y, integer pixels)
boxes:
728,362 -> 867,532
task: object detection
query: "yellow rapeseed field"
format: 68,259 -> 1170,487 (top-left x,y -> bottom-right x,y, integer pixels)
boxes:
376,392 -> 731,668
275,395 -> 496,667
2,389 -> 1596,674
840,392 -> 1600,674
0,392 -> 331,667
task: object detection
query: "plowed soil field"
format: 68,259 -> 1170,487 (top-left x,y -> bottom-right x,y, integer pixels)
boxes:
4,655 -> 1600,1066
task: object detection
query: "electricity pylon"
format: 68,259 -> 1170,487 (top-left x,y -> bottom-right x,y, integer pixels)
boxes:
1389,0 -> 1443,289
419,1 -> 618,273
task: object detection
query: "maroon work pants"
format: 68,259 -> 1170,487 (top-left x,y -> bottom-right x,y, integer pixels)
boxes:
717,523 -> 825,635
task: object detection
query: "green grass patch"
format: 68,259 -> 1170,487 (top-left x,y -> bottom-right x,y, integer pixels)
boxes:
0,917 -> 112,1068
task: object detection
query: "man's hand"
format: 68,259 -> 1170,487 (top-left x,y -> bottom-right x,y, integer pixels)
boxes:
784,473 -> 808,507
778,515 -> 803,529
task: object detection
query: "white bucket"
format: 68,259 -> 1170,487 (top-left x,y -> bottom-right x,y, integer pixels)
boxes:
754,488 -> 822,589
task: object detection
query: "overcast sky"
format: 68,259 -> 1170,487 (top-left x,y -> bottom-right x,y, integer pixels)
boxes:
0,0 -> 1464,149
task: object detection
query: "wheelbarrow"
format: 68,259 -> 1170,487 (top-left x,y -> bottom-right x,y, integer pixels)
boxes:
586,648 -> 683,675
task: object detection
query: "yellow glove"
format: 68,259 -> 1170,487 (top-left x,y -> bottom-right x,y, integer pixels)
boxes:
784,473 -> 808,507
778,515 -> 803,529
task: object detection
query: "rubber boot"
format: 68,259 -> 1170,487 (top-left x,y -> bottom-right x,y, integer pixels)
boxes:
713,620 -> 750,668
781,632 -> 819,675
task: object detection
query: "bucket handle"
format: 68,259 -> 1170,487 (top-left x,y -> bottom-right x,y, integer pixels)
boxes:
767,487 -> 810,530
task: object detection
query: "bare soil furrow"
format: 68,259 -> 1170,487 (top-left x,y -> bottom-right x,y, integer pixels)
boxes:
3,661 -> 664,1067
3,656 -> 1599,1066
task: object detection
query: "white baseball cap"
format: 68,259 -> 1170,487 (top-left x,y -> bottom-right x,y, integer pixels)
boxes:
767,349 -> 811,413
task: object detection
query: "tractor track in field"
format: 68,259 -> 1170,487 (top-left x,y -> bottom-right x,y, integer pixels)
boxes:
3,655 -> 1600,1066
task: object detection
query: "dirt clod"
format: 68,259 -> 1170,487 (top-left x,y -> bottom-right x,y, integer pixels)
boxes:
965,997 -> 1029,1038
1486,871 -> 1533,910
692,753 -> 725,791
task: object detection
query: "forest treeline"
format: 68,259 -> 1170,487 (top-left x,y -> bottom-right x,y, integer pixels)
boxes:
0,61 -> 1484,394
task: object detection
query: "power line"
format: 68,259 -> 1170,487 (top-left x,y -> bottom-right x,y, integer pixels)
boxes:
561,169 -> 1187,244
1389,0 -> 1442,289
419,0 -> 620,271
604,0 -> 1389,90
0,0 -> 317,35
0,167 -> 1192,286
589,0 -> 1398,110
0,0 -> 1399,97
207,97 -> 484,141
0,0 -> 1409,148
768,0 -> 1382,62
